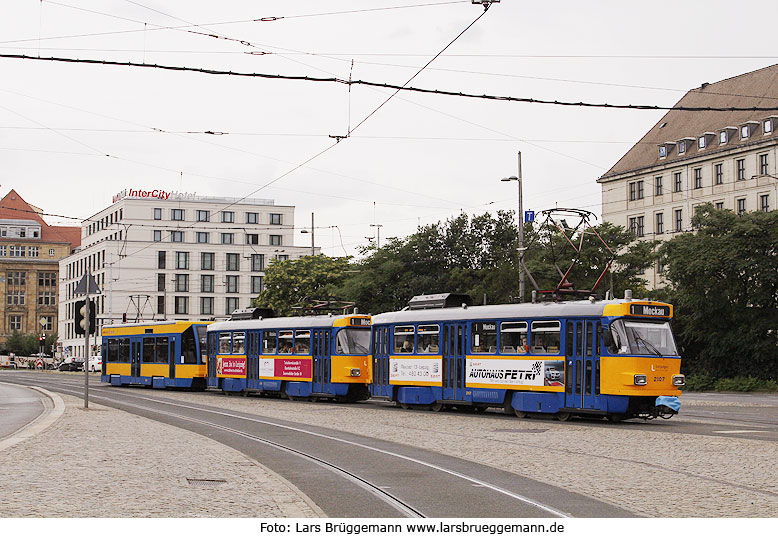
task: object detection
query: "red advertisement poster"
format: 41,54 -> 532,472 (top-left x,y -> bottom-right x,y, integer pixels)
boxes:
217,356 -> 246,376
275,357 -> 311,379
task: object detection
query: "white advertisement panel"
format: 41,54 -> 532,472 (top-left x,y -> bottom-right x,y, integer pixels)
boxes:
390,357 -> 442,383
466,358 -> 551,387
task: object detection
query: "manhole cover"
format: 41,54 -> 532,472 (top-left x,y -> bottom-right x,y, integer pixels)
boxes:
493,428 -> 548,433
186,478 -> 227,487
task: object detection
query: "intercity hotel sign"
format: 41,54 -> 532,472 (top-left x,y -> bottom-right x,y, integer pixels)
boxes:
113,188 -> 197,203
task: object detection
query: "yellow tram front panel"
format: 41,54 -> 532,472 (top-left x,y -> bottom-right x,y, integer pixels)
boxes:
331,355 -> 370,384
599,355 -> 682,396
465,355 -> 566,392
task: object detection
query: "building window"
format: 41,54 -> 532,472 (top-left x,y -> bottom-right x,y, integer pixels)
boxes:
246,234 -> 259,245
658,146 -> 667,158
637,180 -> 644,199
698,136 -> 706,149
741,125 -> 749,139
655,176 -> 663,196
736,159 -> 746,180
196,210 -> 210,222
174,274 -> 188,292
28,246 -> 39,258
158,251 -> 166,269
171,231 -> 184,242
9,245 -> 26,257
759,154 -> 769,176
154,208 -> 162,220
157,296 -> 165,315
7,290 -> 25,305
715,163 -> 723,185
37,292 -> 56,306
694,168 -> 702,189
737,198 -> 746,215
674,172 -> 682,192
226,253 -> 239,272
174,296 -> 188,315
200,297 -> 214,316
761,194 -> 770,212
276,254 -> 289,261
678,140 -> 686,154
157,273 -> 166,292
221,211 -> 234,223
720,131 -> 728,144
196,232 -> 209,243
270,213 -> 282,225
175,251 -> 189,270
675,209 -> 683,232
201,252 -> 214,271
153,230 -> 162,242
246,212 -> 258,224
9,315 -> 22,331
226,275 -> 239,293
765,119 -> 773,134
629,182 -> 636,201
270,235 -> 282,246
38,272 -> 56,287
201,274 -> 214,293
655,213 -> 664,235
251,275 -> 264,294
42,316 -> 53,331
221,233 -> 234,244
636,216 -> 644,238
171,209 -> 184,221
629,217 -> 637,236
226,297 -> 239,315
715,201 -> 724,210
49,248 -> 55,257
251,254 -> 264,272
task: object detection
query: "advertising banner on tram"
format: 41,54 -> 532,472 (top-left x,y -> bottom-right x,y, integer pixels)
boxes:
466,358 -> 563,387
216,356 -> 246,376
390,357 -> 442,383
259,357 -> 313,379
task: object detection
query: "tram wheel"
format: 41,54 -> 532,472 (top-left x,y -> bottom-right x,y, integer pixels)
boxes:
429,402 -> 443,412
556,412 -> 572,422
399,402 -> 410,410
473,405 -> 488,413
514,410 -> 527,419
309,396 -> 319,403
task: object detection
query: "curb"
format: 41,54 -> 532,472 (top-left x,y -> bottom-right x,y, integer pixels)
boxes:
0,384 -> 65,451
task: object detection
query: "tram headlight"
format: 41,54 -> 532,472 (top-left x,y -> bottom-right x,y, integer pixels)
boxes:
673,375 -> 686,386
350,368 -> 361,377
634,374 -> 648,386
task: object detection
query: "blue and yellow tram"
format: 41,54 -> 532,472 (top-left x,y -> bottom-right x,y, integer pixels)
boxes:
370,295 -> 683,420
101,321 -> 211,389
207,314 -> 372,402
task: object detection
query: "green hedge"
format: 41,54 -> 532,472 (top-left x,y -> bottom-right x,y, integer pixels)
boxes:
684,373 -> 778,392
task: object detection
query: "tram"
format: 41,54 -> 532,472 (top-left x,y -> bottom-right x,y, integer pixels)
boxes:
101,321 -> 211,389
206,314 -> 372,402
370,293 -> 683,420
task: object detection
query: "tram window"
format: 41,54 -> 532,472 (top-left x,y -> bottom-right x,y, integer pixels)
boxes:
233,332 -> 246,354
417,325 -> 440,354
156,336 -> 169,363
566,322 -> 574,356
196,326 -> 208,364
279,330 -> 294,354
262,331 -> 277,354
119,338 -> 130,363
531,321 -> 561,354
471,322 -> 497,353
219,333 -> 231,354
586,322 -> 594,356
336,328 -> 370,354
394,326 -> 415,354
500,321 -> 528,354
294,330 -> 310,354
107,339 -> 119,363
182,327 -> 197,364
142,337 -> 155,363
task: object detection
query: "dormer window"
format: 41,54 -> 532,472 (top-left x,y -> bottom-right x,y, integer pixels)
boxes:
720,131 -> 728,144
698,136 -> 706,149
658,145 -> 667,158
677,138 -> 694,154
766,119 -> 773,134
679,140 -> 687,154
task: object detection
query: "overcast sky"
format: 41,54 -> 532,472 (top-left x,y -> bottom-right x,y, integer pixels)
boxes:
1,0 -> 777,256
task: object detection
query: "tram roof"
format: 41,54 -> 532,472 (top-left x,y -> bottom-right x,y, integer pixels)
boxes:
209,314 -> 351,332
372,299 -> 667,325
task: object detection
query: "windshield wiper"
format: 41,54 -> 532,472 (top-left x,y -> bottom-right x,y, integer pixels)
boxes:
633,334 -> 661,356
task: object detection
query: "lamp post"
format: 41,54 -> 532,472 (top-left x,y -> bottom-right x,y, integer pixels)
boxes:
370,223 -> 383,249
501,151 -> 525,302
750,174 -> 778,211
300,212 -> 315,256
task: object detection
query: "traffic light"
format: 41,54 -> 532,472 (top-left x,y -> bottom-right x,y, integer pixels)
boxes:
74,299 -> 97,335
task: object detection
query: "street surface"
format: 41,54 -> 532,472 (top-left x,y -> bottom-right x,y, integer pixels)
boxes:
1,370 -> 777,518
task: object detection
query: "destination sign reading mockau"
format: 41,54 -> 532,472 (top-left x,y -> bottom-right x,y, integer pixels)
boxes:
630,304 -> 671,317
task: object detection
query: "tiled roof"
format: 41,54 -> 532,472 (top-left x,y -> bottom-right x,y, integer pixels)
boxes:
600,64 -> 778,180
0,189 -> 81,250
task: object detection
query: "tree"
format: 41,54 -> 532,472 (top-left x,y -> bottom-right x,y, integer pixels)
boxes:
253,255 -> 352,316
659,204 -> 778,378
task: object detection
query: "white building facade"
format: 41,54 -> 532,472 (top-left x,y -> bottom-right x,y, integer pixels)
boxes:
59,191 -> 316,358
598,65 -> 778,289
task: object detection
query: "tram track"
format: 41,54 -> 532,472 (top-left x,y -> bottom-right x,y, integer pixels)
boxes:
4,373 -> 585,518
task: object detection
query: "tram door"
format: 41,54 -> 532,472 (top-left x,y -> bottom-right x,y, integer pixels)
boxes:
246,331 -> 260,382
565,320 -> 600,409
442,323 -> 467,401
130,337 -> 142,378
312,329 -> 331,394
371,326 -> 391,398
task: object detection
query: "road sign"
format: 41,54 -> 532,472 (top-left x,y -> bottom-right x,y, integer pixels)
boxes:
40,317 -> 47,327
74,274 -> 101,296
524,210 -> 535,223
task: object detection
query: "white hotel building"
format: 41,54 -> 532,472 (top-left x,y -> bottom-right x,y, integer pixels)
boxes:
59,191 -> 316,358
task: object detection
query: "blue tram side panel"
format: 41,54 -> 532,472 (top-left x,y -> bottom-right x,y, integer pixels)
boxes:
369,293 -> 684,421
101,321 -> 210,390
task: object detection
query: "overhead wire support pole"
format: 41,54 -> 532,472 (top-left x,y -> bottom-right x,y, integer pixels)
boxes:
83,267 -> 90,409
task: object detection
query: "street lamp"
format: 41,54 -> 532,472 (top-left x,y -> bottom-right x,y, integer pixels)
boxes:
501,151 -> 525,302
370,223 -> 383,249
750,174 -> 778,211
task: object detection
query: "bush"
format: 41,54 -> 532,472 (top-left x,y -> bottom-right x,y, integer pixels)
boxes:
713,377 -> 778,393
683,372 -> 716,391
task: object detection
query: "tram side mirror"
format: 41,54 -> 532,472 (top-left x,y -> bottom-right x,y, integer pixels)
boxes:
602,327 -> 614,348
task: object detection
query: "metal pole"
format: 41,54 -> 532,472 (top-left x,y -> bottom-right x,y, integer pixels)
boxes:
311,212 -> 315,256
84,268 -> 90,409
517,151 -> 525,303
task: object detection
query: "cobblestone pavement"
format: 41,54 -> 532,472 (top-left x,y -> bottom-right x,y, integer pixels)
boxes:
0,391 -> 321,518
138,390 -> 778,518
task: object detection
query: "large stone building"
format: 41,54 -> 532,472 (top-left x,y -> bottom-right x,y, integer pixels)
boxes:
599,64 -> 778,288
0,190 -> 80,348
59,190 -> 316,358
